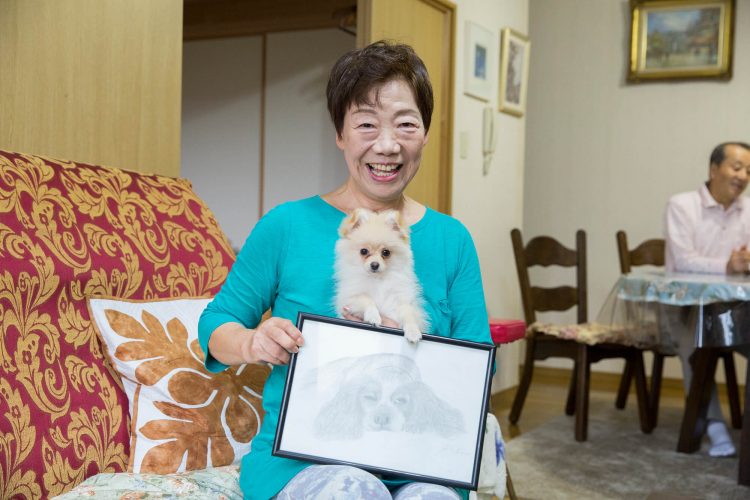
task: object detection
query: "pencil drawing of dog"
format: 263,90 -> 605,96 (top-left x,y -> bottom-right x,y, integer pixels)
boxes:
313,353 -> 464,440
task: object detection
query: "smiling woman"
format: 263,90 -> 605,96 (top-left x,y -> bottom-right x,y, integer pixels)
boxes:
198,40 -> 493,500
323,42 -> 433,226
327,78 -> 428,224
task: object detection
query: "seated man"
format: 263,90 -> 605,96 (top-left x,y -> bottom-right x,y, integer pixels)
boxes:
664,141 -> 750,457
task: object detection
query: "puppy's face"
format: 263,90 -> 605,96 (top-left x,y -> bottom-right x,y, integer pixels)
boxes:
358,375 -> 410,432
338,208 -> 410,276
313,354 -> 464,440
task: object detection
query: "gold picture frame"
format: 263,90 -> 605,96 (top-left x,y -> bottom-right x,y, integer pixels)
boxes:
498,28 -> 530,117
628,0 -> 735,82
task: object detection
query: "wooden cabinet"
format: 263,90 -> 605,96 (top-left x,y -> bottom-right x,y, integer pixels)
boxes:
0,0 -> 183,176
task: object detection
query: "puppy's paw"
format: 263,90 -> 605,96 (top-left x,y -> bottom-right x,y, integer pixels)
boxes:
363,307 -> 382,326
403,323 -> 422,343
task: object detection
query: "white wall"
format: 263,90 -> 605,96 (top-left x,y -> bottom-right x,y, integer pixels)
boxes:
525,0 -> 750,381
182,30 -> 353,250
264,30 -> 353,211
182,37 -> 262,251
453,0 -> 529,392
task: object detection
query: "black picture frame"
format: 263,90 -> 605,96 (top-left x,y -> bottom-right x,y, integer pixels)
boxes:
272,313 -> 496,491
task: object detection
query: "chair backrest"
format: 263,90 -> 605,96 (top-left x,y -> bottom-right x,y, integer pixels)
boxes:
616,230 -> 665,274
510,228 -> 587,325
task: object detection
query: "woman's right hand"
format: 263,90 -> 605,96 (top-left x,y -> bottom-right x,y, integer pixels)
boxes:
208,319 -> 304,366
241,317 -> 305,365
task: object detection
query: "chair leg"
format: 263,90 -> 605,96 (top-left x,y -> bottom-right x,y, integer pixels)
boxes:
650,352 -> 665,429
574,344 -> 590,442
721,351 -> 742,429
632,351 -> 654,433
615,358 -> 634,409
565,363 -> 576,415
509,339 -> 536,425
505,462 -> 518,500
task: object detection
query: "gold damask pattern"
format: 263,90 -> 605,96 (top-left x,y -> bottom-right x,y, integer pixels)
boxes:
0,150 -> 238,499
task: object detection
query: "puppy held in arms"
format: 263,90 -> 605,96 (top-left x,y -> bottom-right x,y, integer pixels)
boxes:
334,208 -> 428,343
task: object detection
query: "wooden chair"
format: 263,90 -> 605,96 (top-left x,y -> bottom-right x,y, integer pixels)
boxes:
508,228 -> 652,441
614,230 -> 743,429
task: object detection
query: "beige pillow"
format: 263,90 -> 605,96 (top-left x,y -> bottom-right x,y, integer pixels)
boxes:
88,296 -> 270,474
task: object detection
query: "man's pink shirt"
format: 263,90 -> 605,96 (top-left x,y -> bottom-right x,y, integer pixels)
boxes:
664,184 -> 750,274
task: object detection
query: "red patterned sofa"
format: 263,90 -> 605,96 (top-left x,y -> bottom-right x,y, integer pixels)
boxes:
0,150 -> 262,498
0,150 -> 507,500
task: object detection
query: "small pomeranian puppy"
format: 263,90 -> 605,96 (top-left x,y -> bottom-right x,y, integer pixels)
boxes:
334,208 -> 428,343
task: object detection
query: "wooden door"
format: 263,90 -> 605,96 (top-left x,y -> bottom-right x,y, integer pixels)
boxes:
357,0 -> 455,214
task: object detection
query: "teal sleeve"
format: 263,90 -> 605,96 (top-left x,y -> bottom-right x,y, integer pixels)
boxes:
450,228 -> 492,345
198,206 -> 289,372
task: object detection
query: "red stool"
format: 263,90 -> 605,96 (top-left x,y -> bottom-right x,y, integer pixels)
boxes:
488,318 -> 524,500
489,318 -> 526,345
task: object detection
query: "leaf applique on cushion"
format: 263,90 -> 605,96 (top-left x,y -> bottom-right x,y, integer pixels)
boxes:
168,361 -> 268,443
93,300 -> 270,473
138,397 -> 232,473
106,309 -> 204,385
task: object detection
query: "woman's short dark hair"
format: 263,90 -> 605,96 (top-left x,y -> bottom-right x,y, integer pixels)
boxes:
710,142 -> 750,166
326,40 -> 434,136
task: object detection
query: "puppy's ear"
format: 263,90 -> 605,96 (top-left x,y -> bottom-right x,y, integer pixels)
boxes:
382,209 -> 410,242
338,208 -> 372,237
314,382 -> 365,440
399,381 -> 464,437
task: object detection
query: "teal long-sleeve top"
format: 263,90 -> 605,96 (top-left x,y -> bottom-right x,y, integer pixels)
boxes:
198,196 -> 492,500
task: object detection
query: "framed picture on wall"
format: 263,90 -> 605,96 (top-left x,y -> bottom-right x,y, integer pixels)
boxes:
627,0 -> 735,82
273,313 -> 496,490
464,21 -> 494,102
498,28 -> 530,117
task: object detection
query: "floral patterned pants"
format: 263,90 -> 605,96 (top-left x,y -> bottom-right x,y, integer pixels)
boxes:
275,465 -> 462,499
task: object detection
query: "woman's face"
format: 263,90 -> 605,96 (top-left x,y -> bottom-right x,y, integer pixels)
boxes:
336,78 -> 428,206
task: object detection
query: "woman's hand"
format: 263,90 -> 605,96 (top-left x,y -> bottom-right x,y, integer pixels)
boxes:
342,306 -> 399,328
240,317 -> 304,365
209,319 -> 303,366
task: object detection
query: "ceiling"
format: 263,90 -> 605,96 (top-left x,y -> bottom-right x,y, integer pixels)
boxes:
183,0 -> 357,40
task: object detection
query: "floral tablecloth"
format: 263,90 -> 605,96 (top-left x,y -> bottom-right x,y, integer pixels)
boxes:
596,271 -> 750,349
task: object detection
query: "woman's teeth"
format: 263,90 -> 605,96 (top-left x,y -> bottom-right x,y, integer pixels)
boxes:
368,163 -> 400,177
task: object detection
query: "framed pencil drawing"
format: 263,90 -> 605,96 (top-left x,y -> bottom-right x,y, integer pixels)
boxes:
498,28 -> 530,117
273,313 -> 496,490
464,21 -> 494,102
628,0 -> 735,82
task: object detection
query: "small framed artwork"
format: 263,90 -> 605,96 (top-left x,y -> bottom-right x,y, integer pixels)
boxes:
464,21 -> 494,102
628,0 -> 735,82
498,28 -> 530,117
273,313 -> 496,490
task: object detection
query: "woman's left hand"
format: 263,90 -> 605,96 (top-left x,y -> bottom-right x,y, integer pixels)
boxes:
342,306 -> 399,328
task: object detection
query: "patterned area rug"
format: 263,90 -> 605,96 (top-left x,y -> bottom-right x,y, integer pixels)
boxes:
504,400 -> 747,500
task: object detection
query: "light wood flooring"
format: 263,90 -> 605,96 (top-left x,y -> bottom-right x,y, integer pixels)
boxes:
489,366 -> 739,441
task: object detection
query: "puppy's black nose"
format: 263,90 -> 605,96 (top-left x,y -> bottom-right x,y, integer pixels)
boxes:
370,262 -> 379,271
